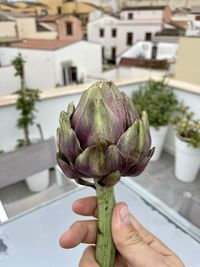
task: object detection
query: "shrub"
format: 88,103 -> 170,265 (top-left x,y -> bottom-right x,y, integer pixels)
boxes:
12,54 -> 40,146
132,79 -> 178,129
172,105 -> 200,148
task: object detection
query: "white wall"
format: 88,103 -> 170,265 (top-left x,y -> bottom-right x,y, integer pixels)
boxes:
54,41 -> 102,85
16,18 -> 57,40
119,0 -> 200,9
89,9 -> 104,22
0,47 -> 57,90
157,43 -> 178,60
87,16 -> 118,60
0,82 -> 140,152
0,65 -> 20,95
100,66 -> 166,80
0,41 -> 101,91
0,79 -> 199,155
117,41 -> 177,62
117,22 -> 161,55
118,41 -> 152,60
117,8 -> 164,55
0,22 -> 16,38
16,18 -> 37,39
120,10 -> 164,20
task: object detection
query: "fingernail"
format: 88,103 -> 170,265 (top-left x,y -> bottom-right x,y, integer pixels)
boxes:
119,205 -> 130,225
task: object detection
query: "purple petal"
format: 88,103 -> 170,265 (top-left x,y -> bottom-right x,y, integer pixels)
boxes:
106,145 -> 125,173
59,127 -> 82,164
117,120 -> 140,169
122,92 -> 140,129
125,148 -> 155,177
57,153 -> 80,179
75,139 -> 109,177
75,140 -> 125,178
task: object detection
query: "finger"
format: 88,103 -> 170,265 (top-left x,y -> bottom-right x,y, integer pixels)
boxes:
79,246 -> 99,267
114,205 -> 173,256
72,198 -> 174,257
72,196 -> 97,217
112,203 -> 161,266
129,216 -> 176,256
59,220 -> 97,248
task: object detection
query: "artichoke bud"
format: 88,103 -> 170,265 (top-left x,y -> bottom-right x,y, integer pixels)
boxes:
57,81 -> 154,187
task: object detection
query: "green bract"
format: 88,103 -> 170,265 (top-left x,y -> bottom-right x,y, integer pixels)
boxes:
57,81 -> 154,187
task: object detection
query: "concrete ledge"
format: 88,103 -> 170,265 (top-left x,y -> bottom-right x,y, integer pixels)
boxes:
1,75 -> 199,107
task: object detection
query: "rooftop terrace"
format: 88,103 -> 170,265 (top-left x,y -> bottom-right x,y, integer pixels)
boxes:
1,151 -> 200,226
0,76 -> 200,266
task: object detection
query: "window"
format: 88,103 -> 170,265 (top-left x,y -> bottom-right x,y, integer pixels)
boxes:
99,28 -> 104,37
102,46 -> 105,61
66,22 -> 72,35
41,9 -> 48,16
151,45 -> 157,59
111,47 -> 116,61
145,32 -> 152,41
128,12 -> 133,20
62,65 -> 77,85
126,32 -> 133,45
57,6 -> 62,15
111,28 -> 117,37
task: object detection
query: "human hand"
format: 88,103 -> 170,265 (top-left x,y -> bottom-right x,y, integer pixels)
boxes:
59,197 -> 184,267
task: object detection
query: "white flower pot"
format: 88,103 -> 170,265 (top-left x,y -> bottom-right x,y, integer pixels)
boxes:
25,170 -> 50,192
150,126 -> 168,161
175,136 -> 200,182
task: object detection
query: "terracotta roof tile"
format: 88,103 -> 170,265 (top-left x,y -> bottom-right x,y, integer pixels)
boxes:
38,14 -> 78,22
10,39 -> 76,50
39,15 -> 63,22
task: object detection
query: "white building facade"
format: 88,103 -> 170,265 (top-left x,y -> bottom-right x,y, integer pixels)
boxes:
117,41 -> 178,62
0,65 -> 20,96
0,40 -> 102,94
119,0 -> 200,9
117,6 -> 172,55
87,15 -> 119,62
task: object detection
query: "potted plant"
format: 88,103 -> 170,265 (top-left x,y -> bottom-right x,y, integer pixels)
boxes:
133,79 -> 178,161
0,55 -> 57,192
173,105 -> 200,182
11,54 -> 51,192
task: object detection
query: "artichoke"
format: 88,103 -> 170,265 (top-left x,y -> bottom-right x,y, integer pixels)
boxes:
57,81 -> 154,267
57,81 -> 154,187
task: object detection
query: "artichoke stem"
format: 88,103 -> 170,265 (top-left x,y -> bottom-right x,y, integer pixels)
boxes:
94,179 -> 116,267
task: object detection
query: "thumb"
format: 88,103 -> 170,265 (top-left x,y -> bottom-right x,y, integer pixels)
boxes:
112,203 -> 149,265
